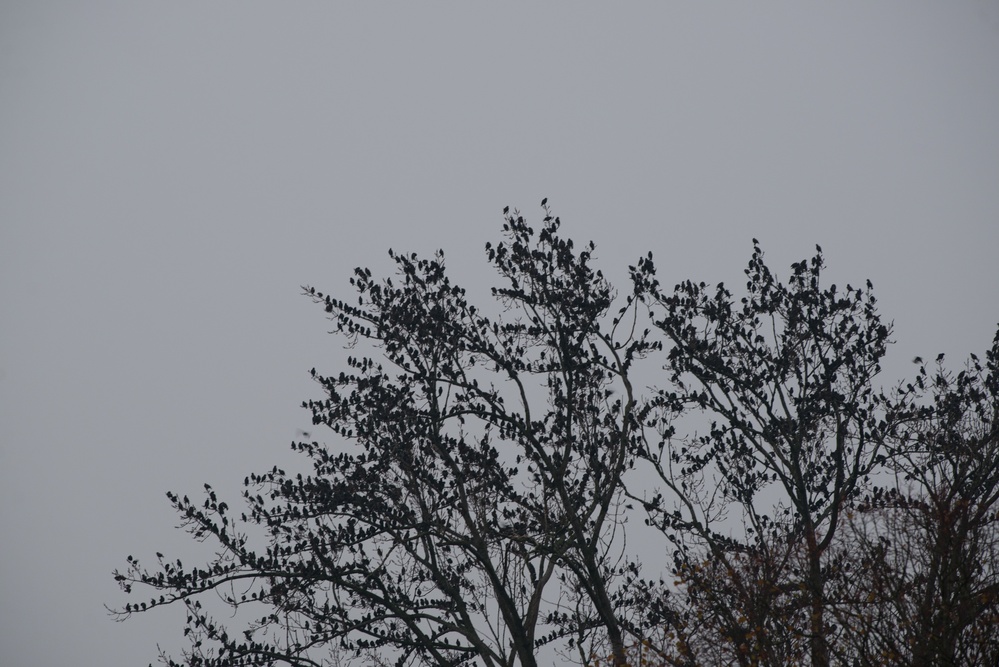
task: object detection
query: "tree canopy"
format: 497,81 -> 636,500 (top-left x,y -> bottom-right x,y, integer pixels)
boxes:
112,204 -> 999,667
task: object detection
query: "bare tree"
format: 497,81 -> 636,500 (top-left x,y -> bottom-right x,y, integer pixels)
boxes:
631,242 -> 917,667
111,205 -> 654,667
834,339 -> 999,666
111,210 -> 999,667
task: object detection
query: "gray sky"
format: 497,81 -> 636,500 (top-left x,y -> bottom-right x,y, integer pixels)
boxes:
2,3 -> 998,665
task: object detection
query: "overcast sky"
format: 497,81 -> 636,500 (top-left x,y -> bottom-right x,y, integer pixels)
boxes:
2,3 -> 998,666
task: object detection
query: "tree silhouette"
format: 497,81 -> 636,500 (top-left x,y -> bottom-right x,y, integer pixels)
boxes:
112,205 -> 654,667
833,340 -> 999,666
111,205 -> 999,667
629,242 -> 922,667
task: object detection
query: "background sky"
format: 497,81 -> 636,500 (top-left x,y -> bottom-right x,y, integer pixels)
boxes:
2,3 -> 998,666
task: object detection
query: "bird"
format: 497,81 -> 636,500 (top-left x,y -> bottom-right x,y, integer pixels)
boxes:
541,197 -> 548,207
913,357 -> 923,364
